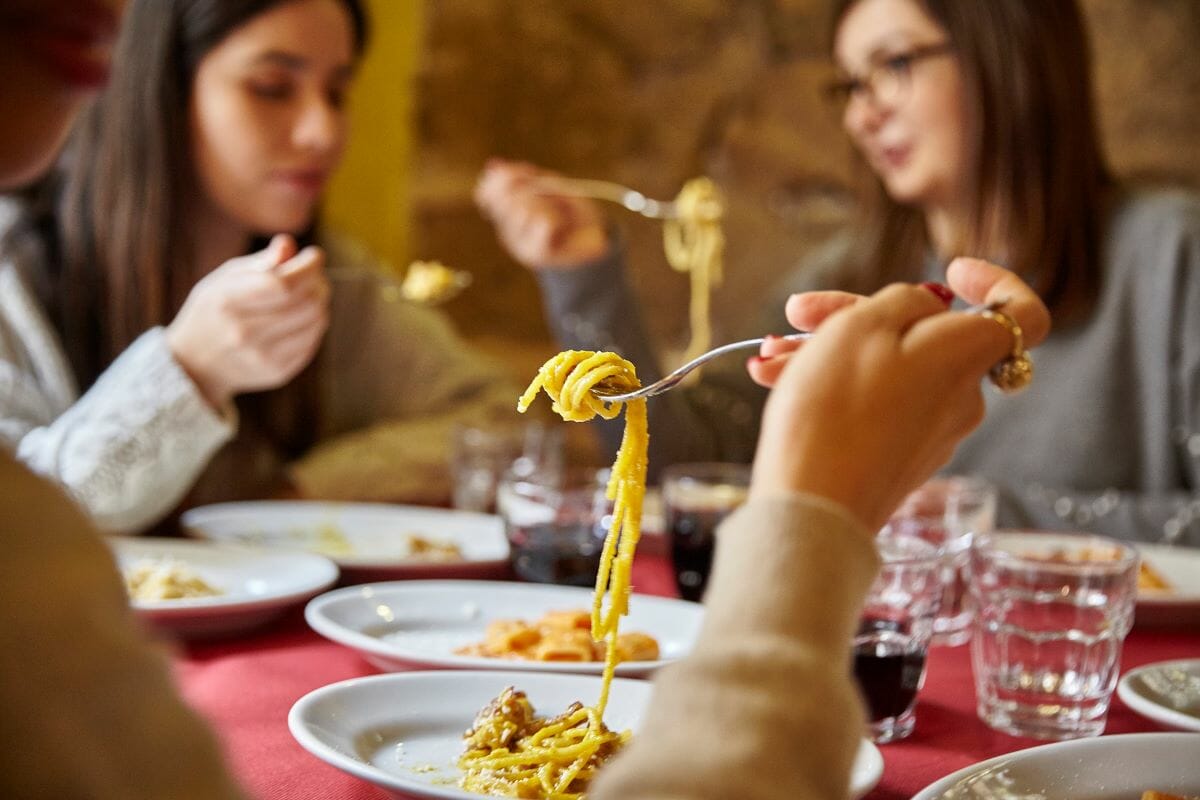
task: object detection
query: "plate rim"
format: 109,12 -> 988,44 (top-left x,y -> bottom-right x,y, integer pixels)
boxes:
303,579 -> 703,676
910,731 -> 1200,799
109,536 -> 339,616
1117,659 -> 1200,733
287,669 -> 883,799
180,499 -> 510,570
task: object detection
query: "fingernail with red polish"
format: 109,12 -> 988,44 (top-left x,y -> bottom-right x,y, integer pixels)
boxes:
921,281 -> 954,307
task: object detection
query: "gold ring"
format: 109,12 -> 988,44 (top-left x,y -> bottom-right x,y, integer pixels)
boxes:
979,309 -> 1034,393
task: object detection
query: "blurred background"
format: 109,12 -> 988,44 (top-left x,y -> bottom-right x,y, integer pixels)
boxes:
325,0 -> 1200,379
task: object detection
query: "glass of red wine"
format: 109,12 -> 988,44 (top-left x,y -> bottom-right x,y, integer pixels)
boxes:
853,533 -> 943,743
496,467 -> 610,587
662,463 -> 750,602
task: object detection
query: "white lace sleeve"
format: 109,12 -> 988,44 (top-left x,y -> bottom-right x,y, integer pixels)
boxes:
9,328 -> 235,533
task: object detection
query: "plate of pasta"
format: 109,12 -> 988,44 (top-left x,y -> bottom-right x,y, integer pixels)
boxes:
108,537 -> 338,637
181,500 -> 509,580
911,732 -> 1200,799
304,580 -> 702,677
1135,544 -> 1200,628
288,670 -> 885,800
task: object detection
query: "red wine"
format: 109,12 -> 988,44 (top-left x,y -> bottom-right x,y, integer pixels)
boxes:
509,522 -> 603,587
669,506 -> 731,601
853,642 -> 927,722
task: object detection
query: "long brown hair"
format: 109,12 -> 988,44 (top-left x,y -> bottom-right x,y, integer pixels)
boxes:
831,0 -> 1112,323
47,0 -> 368,456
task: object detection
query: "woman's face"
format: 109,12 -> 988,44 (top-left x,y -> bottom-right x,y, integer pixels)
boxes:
189,0 -> 356,236
833,0 -> 973,210
0,0 -> 123,189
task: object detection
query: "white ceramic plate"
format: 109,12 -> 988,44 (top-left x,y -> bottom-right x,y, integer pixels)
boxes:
181,501 -> 509,579
1118,659 -> 1200,732
289,670 -> 884,799
108,537 -> 338,637
912,732 -> 1200,799
1137,543 -> 1200,627
305,580 -> 701,677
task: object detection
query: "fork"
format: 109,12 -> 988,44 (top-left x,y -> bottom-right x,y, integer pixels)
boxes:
530,176 -> 679,220
591,299 -> 1009,403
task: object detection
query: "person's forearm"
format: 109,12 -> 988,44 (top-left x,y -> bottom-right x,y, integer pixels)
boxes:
591,493 -> 880,800
12,328 -> 234,532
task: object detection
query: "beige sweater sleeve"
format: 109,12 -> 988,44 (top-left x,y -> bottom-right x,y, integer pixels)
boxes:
591,493 -> 880,800
0,453 -> 246,800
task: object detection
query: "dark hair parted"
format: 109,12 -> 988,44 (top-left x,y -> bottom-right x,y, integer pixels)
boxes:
831,0 -> 1112,323
49,0 -> 367,458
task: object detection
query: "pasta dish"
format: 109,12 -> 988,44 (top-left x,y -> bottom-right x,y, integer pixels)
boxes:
460,687 -> 628,799
664,177 -> 725,368
454,609 -> 659,663
457,350 -> 648,798
124,557 -> 222,601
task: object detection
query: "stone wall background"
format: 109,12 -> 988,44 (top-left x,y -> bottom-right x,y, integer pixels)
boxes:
411,0 -> 1200,370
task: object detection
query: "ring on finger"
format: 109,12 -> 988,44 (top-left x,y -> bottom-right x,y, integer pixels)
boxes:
979,309 -> 1034,393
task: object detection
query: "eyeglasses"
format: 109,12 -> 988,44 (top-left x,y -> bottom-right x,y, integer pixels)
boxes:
825,42 -> 954,111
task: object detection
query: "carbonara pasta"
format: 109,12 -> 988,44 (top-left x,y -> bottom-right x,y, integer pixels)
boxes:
457,350 -> 649,798
664,177 -> 725,368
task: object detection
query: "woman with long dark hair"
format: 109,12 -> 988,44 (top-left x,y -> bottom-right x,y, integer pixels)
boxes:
0,0 -> 515,532
479,0 -> 1200,545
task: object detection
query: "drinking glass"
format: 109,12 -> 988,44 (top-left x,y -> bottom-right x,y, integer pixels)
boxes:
662,463 -> 750,602
450,422 -> 563,513
969,531 -> 1139,740
496,467 -> 609,587
853,533 -> 943,743
886,475 -> 997,646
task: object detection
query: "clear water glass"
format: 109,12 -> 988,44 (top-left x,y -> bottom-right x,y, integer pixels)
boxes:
886,475 -> 996,646
969,531 -> 1139,740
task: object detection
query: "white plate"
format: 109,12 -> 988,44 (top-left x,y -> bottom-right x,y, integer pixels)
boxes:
181,501 -> 509,579
108,537 -> 338,637
912,732 -> 1200,799
305,580 -> 702,677
1137,543 -> 1200,627
289,670 -> 884,799
1118,659 -> 1200,732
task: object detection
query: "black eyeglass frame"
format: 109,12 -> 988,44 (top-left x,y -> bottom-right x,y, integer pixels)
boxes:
824,42 -> 955,109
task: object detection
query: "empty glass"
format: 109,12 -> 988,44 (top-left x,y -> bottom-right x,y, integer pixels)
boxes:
450,422 -> 563,513
969,531 -> 1139,740
886,475 -> 997,646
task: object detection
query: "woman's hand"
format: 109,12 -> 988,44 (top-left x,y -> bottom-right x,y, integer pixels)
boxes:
165,234 -> 330,409
748,258 -> 1050,532
475,158 -> 611,269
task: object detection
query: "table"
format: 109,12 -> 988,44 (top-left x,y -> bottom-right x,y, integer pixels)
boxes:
172,554 -> 1199,800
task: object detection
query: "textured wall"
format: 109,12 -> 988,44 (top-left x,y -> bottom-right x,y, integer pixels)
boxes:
411,0 -> 1200,360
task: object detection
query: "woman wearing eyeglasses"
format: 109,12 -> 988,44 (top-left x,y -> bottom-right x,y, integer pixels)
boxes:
478,0 -> 1200,546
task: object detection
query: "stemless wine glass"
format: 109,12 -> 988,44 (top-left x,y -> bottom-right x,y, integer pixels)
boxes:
854,533 -> 942,743
662,463 -> 750,602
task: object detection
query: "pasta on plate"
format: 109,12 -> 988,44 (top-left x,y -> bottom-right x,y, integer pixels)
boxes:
454,609 -> 659,664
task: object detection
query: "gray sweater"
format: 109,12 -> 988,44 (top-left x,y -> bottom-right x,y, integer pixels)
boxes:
536,189 -> 1200,546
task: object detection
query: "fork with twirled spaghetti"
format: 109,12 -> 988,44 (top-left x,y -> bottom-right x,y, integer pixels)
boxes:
591,298 -> 1009,403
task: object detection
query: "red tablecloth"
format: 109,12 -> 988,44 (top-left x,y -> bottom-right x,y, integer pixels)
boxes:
173,554 -> 1199,800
